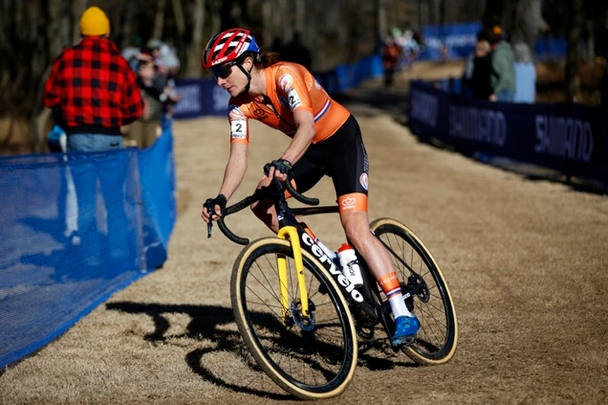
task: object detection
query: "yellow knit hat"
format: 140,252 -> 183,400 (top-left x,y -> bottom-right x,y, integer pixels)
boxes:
80,6 -> 110,36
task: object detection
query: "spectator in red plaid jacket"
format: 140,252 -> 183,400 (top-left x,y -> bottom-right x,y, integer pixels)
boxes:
43,6 -> 143,266
44,6 -> 143,153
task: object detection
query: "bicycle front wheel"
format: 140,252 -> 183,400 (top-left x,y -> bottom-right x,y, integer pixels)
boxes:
230,237 -> 358,400
370,218 -> 458,365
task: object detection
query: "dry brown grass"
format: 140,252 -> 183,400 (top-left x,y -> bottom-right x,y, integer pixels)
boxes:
0,117 -> 35,155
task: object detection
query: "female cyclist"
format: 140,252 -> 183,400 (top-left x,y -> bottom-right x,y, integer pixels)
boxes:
200,28 -> 419,346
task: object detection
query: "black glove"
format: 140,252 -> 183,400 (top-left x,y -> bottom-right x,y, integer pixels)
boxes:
265,159 -> 293,178
203,194 -> 227,218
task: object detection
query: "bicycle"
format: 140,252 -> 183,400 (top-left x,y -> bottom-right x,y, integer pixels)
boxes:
206,178 -> 458,400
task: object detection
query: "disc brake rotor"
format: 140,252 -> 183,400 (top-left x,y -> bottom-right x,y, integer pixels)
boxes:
290,299 -> 316,332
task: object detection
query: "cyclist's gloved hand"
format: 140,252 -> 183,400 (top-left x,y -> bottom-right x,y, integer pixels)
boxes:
203,194 -> 227,220
264,158 -> 293,181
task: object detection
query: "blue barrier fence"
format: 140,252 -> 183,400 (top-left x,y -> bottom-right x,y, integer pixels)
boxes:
408,80 -> 608,183
0,126 -> 176,368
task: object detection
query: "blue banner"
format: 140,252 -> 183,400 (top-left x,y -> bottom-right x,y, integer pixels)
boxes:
418,23 -> 566,62
173,78 -> 230,119
408,80 -> 608,183
173,56 -> 384,119
534,36 -> 567,61
420,22 -> 482,60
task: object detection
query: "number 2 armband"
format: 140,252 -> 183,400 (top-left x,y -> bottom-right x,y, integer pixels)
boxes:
230,118 -> 248,144
228,104 -> 249,144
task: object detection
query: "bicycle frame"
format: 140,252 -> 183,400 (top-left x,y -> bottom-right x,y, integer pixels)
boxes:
211,179 -> 384,330
276,225 -> 309,321
274,202 -> 381,326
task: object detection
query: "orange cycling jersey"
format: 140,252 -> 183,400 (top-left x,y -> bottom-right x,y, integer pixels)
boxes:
226,62 -> 351,145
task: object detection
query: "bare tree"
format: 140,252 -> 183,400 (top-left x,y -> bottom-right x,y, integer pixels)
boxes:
1,0 -> 607,154
153,0 -> 167,40
184,0 -> 206,77
565,0 -> 583,101
507,0 -> 546,52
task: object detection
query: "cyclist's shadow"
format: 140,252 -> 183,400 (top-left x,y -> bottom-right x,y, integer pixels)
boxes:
356,337 -> 420,370
106,301 -> 291,400
106,301 -> 417,398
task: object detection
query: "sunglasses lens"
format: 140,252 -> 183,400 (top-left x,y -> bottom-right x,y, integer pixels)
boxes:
212,64 -> 233,79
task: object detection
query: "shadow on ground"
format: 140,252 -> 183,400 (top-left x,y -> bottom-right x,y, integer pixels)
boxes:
106,301 -> 417,400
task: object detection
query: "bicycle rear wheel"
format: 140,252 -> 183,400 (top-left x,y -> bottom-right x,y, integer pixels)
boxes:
370,218 -> 458,365
230,237 -> 358,400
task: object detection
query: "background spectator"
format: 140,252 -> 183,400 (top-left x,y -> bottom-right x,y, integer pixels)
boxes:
125,53 -> 164,148
600,29 -> 608,110
43,6 -> 142,152
462,31 -> 495,100
381,34 -> 403,87
270,36 -> 284,54
42,6 -> 143,262
281,32 -> 312,71
488,26 -> 516,102
144,38 -> 181,125
400,29 -> 421,68
124,47 -> 180,148
513,42 -> 536,103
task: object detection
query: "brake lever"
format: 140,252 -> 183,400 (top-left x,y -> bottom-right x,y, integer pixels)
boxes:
205,202 -> 214,238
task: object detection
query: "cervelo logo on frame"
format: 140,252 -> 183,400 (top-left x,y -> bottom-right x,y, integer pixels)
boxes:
301,233 -> 364,303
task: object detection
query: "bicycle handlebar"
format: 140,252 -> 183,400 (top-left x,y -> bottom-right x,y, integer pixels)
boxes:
284,176 -> 320,206
210,177 -> 319,245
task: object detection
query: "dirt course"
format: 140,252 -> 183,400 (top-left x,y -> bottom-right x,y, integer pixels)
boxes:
0,63 -> 607,404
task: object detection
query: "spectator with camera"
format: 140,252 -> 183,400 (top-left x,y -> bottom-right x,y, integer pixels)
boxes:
126,50 -> 179,148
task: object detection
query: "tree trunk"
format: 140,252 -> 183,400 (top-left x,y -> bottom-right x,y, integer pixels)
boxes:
184,0 -> 205,78
72,0 -> 87,44
153,0 -> 167,40
117,2 -> 137,49
510,0 -> 544,52
295,0 -> 305,34
172,0 -> 186,38
566,0 -> 583,102
377,0 -> 387,39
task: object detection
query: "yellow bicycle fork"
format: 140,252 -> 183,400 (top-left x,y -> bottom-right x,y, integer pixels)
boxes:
277,226 -> 310,323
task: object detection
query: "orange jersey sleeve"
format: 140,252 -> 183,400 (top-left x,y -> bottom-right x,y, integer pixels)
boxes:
226,62 -> 350,145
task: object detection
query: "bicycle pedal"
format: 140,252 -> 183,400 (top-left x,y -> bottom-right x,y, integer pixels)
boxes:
393,336 -> 416,349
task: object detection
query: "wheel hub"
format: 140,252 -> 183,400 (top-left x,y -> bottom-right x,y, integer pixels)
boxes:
290,299 -> 316,332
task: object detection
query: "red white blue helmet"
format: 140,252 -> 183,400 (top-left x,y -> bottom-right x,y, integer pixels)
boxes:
201,28 -> 260,69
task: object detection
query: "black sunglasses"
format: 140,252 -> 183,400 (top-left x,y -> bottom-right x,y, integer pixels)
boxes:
211,61 -> 239,79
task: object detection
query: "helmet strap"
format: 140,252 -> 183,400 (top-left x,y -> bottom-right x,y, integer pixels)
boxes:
236,57 -> 254,95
